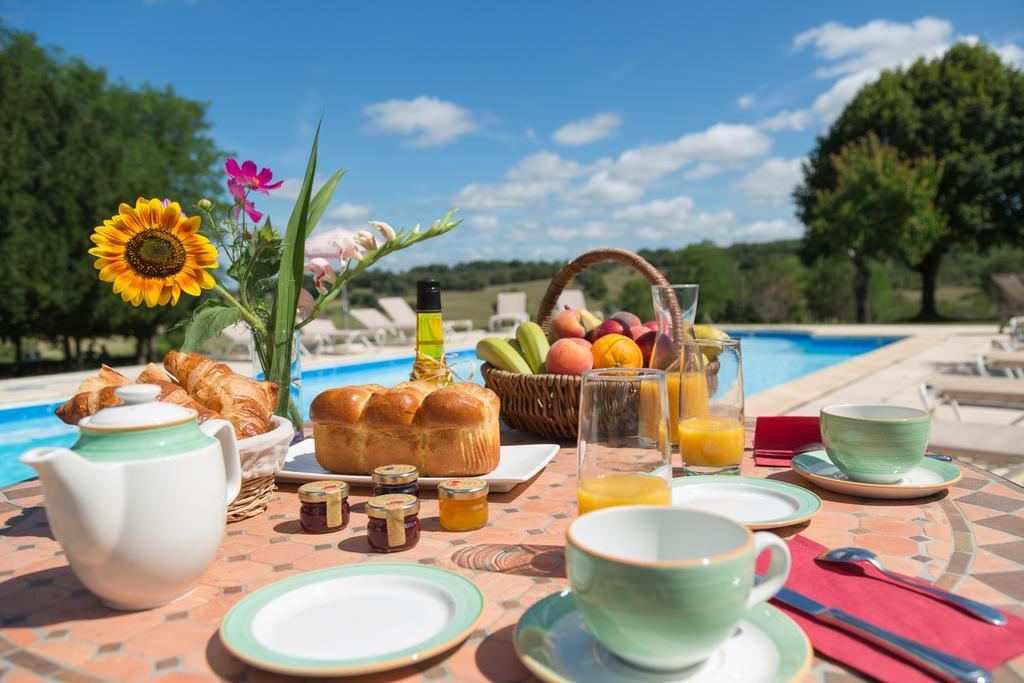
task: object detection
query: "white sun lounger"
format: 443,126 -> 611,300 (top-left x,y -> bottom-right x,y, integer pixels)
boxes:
379,296 -> 473,334
350,307 -> 405,343
920,374 -> 1024,420
489,292 -> 530,331
300,318 -> 376,354
929,419 -> 1024,470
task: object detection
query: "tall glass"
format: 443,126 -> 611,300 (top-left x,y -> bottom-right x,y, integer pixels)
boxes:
678,339 -> 745,476
577,368 -> 672,515
649,284 -> 699,446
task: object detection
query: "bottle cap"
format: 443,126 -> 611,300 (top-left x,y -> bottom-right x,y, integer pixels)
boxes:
438,478 -> 489,500
416,280 -> 442,311
366,494 -> 419,519
372,464 -> 419,485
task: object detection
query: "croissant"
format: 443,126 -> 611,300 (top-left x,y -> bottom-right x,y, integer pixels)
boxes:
78,365 -> 131,394
136,363 -> 176,385
164,350 -> 278,438
55,381 -> 221,426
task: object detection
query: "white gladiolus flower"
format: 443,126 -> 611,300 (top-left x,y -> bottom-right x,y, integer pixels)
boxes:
369,220 -> 396,242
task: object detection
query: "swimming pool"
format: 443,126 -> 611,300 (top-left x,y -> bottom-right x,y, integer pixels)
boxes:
0,332 -> 897,487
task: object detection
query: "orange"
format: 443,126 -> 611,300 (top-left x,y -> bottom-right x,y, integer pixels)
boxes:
591,334 -> 643,369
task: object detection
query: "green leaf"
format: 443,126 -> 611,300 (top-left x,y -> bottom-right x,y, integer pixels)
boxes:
305,169 -> 345,238
180,301 -> 242,353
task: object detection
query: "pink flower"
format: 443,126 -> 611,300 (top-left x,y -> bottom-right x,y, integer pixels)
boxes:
354,230 -> 377,251
224,158 -> 284,194
228,181 -> 262,223
297,288 -> 316,317
304,257 -> 336,295
331,236 -> 365,263
369,220 -> 396,242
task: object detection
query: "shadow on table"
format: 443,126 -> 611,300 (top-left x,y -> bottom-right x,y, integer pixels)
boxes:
452,543 -> 565,578
764,470 -> 950,505
0,566 -> 112,627
0,505 -> 54,540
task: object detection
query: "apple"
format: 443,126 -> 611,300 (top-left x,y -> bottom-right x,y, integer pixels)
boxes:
610,311 -> 642,330
550,309 -> 586,340
629,325 -> 649,341
643,321 -> 658,331
592,319 -> 627,342
635,330 -> 656,367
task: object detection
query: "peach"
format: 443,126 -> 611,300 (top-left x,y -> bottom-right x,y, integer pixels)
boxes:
566,337 -> 592,349
629,325 -> 649,341
611,311 -> 642,330
550,308 -> 586,340
635,330 -> 656,367
546,338 -> 594,376
592,319 -> 626,342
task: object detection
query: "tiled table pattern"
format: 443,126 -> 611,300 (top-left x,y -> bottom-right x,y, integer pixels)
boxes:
1,442 -> 1023,682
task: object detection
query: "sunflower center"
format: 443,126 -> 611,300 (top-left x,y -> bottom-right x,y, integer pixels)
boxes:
125,229 -> 187,278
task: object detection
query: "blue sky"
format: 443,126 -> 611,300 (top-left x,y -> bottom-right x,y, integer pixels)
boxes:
4,0 -> 1023,269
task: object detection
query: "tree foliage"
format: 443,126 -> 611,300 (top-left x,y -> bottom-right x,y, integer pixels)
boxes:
795,43 -> 1024,319
0,25 -> 222,365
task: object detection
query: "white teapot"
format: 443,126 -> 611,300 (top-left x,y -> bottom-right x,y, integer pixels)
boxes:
21,384 -> 241,610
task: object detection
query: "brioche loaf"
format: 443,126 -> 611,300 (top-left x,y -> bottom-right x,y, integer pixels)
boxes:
309,381 -> 500,477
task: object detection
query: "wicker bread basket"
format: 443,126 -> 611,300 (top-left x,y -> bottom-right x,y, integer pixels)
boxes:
227,415 -> 294,522
481,248 -> 681,440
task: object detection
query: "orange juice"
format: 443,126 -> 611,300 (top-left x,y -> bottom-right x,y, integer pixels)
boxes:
678,416 -> 745,467
666,372 -> 710,443
577,473 -> 671,514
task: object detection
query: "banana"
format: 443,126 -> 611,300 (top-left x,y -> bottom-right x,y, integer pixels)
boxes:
477,337 -> 533,374
694,325 -> 731,361
516,322 -> 551,374
505,337 -> 527,358
578,309 -> 602,332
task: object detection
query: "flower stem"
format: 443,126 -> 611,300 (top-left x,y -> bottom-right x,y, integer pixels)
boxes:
214,282 -> 265,334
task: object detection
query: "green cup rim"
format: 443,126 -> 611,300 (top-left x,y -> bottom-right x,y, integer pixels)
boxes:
821,403 -> 930,423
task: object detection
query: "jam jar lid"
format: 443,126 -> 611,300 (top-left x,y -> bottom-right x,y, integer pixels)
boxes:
438,478 -> 489,500
371,464 -> 419,485
298,480 -> 349,503
366,493 -> 419,519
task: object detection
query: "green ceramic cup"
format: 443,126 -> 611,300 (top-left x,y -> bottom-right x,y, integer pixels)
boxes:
820,404 -> 931,484
566,506 -> 790,671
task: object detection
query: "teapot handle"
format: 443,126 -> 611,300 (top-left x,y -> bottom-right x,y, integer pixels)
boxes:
201,419 -> 242,507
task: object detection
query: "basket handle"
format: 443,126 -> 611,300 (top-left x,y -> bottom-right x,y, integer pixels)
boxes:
536,248 -> 677,332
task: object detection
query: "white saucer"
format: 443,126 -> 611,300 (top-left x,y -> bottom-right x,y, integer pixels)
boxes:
791,450 -> 962,500
670,476 -> 821,529
515,590 -> 812,683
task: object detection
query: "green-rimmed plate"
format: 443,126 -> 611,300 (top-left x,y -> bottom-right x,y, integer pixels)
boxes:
515,590 -> 813,683
792,450 -> 962,499
220,563 -> 484,677
670,475 -> 822,530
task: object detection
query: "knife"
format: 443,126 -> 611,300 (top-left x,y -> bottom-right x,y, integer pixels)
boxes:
771,585 -> 991,683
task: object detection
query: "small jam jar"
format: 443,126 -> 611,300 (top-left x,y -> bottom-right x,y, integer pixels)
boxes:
371,464 -> 419,497
438,478 -> 489,531
298,481 -> 350,533
366,494 -> 420,552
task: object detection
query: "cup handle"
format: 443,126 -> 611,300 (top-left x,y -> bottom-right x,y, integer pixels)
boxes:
200,419 -> 242,507
747,532 -> 791,609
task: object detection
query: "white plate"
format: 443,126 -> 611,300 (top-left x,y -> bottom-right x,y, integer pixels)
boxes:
791,450 -> 962,500
670,476 -> 821,530
221,564 -> 483,676
279,440 -> 559,492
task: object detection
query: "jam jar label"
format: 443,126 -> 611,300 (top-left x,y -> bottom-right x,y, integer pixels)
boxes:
385,508 -> 406,547
326,490 -> 342,528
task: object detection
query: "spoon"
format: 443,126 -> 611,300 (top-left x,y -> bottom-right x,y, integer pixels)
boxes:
818,547 -> 1007,626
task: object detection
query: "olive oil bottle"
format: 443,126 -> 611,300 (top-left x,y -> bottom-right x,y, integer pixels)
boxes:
410,280 -> 453,385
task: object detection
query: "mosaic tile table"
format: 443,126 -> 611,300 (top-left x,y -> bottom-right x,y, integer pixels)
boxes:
1,432 -> 1023,682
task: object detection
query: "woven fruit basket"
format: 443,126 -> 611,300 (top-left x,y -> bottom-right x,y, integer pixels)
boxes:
481,248 -> 686,440
228,415 -> 294,522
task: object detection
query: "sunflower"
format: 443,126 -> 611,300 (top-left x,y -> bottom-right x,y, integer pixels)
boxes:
89,197 -> 219,307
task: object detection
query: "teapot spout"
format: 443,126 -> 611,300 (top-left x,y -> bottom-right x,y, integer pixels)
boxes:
20,447 -> 124,556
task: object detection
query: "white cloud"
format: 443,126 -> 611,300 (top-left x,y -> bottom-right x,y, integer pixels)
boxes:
566,172 -> 644,205
613,196 -> 738,244
757,109 -> 812,132
363,96 -> 481,147
467,214 -> 499,229
270,174 -> 328,202
737,158 -> 805,207
996,43 -> 1024,65
328,202 -> 373,221
453,151 -> 583,210
525,127 -> 537,140
734,220 -> 803,242
552,112 -> 622,146
614,196 -> 695,223
737,94 -> 756,109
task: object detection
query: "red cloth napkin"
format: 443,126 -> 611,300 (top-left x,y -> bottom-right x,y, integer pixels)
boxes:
757,535 -> 1024,682
753,416 -> 821,466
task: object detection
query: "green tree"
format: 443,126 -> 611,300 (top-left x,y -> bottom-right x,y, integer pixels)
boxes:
0,25 -> 222,365
804,132 -> 946,322
795,43 -> 1024,320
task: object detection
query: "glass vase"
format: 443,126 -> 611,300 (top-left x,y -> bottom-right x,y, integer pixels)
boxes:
249,328 -> 304,438
649,285 -> 699,448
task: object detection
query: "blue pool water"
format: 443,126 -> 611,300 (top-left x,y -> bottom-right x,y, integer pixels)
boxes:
0,333 -> 896,487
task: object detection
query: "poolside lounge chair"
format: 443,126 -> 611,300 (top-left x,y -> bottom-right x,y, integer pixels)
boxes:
929,420 -> 1024,471
992,274 -> 1024,332
919,374 -> 1024,420
379,296 -> 473,334
350,307 -> 406,343
976,350 -> 1024,379
489,292 -> 530,331
301,318 -> 376,354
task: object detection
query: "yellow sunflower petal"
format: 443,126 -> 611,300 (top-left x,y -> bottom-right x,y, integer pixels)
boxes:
99,262 -> 126,282
170,284 -> 181,306
178,274 -> 201,296
143,279 -> 162,307
196,270 -> 216,290
175,215 -> 202,237
157,286 -> 172,306
161,202 -> 181,230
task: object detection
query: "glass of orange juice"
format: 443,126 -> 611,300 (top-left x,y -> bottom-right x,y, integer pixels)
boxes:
577,368 -> 672,515
678,339 -> 745,476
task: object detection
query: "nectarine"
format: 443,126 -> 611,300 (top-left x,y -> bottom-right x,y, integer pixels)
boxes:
592,319 -> 626,342
611,311 -> 642,330
546,338 -> 594,375
550,308 -> 586,340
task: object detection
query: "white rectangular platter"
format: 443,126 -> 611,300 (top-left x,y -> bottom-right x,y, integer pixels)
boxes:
278,440 -> 560,493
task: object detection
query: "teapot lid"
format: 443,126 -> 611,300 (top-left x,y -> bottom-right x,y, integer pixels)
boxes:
80,384 -> 197,431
